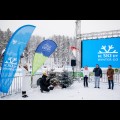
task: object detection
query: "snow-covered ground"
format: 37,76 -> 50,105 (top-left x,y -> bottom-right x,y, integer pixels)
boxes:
1,81 -> 120,100
0,65 -> 120,100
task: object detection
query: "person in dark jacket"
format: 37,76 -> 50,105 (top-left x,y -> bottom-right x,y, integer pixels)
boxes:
39,72 -> 50,93
93,64 -> 102,88
107,65 -> 114,90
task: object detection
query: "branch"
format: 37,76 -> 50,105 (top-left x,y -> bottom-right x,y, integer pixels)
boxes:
101,45 -> 107,52
108,45 -> 114,52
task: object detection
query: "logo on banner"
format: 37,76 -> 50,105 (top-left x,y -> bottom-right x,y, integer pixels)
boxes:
42,43 -> 52,52
98,45 -> 118,62
4,57 -> 17,70
12,40 -> 17,44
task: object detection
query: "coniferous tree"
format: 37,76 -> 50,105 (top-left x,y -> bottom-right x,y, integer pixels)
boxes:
0,28 -> 12,66
4,28 -> 12,44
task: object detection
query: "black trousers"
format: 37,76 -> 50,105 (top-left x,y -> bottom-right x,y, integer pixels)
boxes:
108,80 -> 114,89
84,76 -> 88,87
40,84 -> 50,92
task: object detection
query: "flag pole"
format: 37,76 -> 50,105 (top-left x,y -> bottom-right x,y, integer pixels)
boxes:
31,50 -> 35,88
31,75 -> 33,88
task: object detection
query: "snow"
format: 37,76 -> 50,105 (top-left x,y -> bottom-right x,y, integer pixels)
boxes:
0,65 -> 120,100
1,81 -> 120,100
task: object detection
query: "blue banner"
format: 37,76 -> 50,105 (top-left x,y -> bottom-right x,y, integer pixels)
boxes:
0,25 -> 36,93
32,40 -> 57,75
82,37 -> 120,68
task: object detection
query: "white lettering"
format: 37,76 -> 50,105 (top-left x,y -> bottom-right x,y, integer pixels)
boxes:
103,54 -> 112,58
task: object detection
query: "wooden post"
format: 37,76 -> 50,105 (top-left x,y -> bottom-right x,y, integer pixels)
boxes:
31,75 -> 33,88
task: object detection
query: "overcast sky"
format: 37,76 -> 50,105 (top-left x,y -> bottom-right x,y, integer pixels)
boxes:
0,20 -> 120,38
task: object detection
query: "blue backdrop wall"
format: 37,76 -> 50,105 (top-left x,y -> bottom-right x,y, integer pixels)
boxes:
82,37 -> 120,68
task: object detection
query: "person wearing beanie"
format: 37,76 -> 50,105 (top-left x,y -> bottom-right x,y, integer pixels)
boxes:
39,72 -> 50,93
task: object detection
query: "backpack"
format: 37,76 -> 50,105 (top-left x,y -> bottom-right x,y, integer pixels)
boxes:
37,78 -> 42,86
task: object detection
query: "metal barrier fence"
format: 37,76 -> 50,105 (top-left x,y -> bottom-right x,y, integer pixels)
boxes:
88,73 -> 120,84
0,76 -> 22,98
0,73 -> 120,98
71,72 -> 120,84
0,74 -> 41,98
